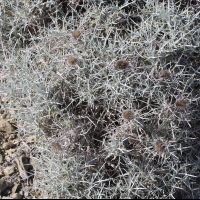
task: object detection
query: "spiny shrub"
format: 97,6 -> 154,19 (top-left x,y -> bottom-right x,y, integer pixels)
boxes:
1,0 -> 200,198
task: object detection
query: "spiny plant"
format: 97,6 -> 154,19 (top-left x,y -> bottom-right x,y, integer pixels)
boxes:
1,0 -> 200,199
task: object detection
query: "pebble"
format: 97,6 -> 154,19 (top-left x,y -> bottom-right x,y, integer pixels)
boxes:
0,119 -> 15,134
10,193 -> 23,199
3,166 -> 15,176
6,181 -> 13,188
2,142 -> 12,150
2,189 -> 11,195
0,154 -> 3,164
24,191 -> 29,198
19,190 -> 24,196
0,179 -> 8,194
5,149 -> 16,156
0,169 -> 4,178
12,184 -> 20,194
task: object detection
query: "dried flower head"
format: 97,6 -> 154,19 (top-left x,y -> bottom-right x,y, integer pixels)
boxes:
72,30 -> 81,39
51,141 -> 61,151
160,70 -> 170,78
122,110 -> 133,120
176,99 -> 187,108
68,56 -> 76,65
155,139 -> 165,153
116,60 -> 129,70
99,63 -> 106,68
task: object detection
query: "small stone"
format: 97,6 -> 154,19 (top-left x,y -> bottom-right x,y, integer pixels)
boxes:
12,184 -> 20,194
3,166 -> 15,176
2,189 -> 11,195
2,142 -> 13,150
6,182 -> 13,188
24,191 -> 29,198
19,190 -> 23,196
0,154 -> 3,164
0,169 -> 4,178
0,119 -> 15,134
0,179 -> 8,193
5,149 -> 16,156
10,193 -> 23,199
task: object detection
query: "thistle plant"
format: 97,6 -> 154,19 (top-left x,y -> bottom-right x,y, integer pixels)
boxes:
1,0 -> 200,198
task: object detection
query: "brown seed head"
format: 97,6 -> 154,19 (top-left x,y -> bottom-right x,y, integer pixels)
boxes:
176,99 -> 187,108
160,70 -> 170,78
99,63 -> 106,68
72,30 -> 81,39
51,142 -> 61,151
155,140 -> 165,152
2,142 -> 13,150
122,110 -> 133,120
116,60 -> 129,70
68,56 -> 76,65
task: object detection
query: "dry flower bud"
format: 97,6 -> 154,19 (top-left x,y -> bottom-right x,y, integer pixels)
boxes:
176,99 -> 187,108
155,140 -> 165,152
72,30 -> 81,39
122,110 -> 133,120
99,63 -> 106,68
116,60 -> 129,70
51,142 -> 61,151
68,56 -> 76,65
160,70 -> 170,78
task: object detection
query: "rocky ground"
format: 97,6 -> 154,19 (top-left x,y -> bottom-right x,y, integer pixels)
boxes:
0,97 -> 38,199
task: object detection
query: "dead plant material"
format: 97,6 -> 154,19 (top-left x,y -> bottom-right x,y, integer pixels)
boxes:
160,70 -> 170,78
176,99 -> 187,108
122,110 -> 133,120
68,56 -> 76,65
51,142 -> 61,151
72,30 -> 81,39
155,140 -> 165,153
116,60 -> 129,70
99,63 -> 106,68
